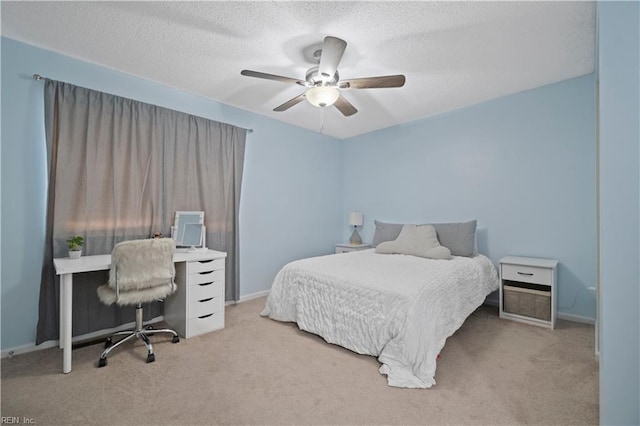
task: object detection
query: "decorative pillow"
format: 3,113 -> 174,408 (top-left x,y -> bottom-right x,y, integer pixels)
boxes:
371,219 -> 477,257
375,224 -> 452,260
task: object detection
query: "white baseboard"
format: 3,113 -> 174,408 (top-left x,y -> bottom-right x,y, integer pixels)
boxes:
240,290 -> 270,302
3,292 -> 272,358
557,312 -> 596,325
484,299 -> 595,325
1,340 -> 60,359
1,316 -> 163,359
2,291 -> 594,358
225,290 -> 270,306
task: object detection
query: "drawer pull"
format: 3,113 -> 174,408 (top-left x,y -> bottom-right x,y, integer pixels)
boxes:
517,272 -> 534,276
198,282 -> 213,287
198,313 -> 213,319
199,297 -> 213,303
199,268 -> 221,274
198,259 -> 214,264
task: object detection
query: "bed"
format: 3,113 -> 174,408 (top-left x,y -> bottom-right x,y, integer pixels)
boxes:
261,220 -> 499,388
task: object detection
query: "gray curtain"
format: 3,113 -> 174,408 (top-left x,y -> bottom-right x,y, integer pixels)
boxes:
36,80 -> 246,344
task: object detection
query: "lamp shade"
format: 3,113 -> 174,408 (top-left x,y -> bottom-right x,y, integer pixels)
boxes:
349,212 -> 364,227
306,86 -> 340,108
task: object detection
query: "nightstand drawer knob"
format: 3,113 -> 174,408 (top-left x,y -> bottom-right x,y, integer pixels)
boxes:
517,272 -> 534,276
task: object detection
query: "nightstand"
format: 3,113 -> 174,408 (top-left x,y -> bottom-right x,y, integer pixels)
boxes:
499,256 -> 558,329
335,243 -> 372,254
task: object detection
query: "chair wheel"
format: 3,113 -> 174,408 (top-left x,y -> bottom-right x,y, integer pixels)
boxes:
146,353 -> 155,363
172,335 -> 180,343
104,337 -> 112,349
98,358 -> 107,368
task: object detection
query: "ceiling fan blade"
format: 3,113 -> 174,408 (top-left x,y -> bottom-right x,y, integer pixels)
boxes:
318,36 -> 347,82
273,93 -> 307,112
340,74 -> 406,89
241,70 -> 308,86
333,94 -> 358,117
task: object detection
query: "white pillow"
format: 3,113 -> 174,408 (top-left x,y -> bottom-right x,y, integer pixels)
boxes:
375,224 -> 452,260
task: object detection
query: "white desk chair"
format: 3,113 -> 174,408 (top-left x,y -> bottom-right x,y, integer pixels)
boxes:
96,238 -> 180,367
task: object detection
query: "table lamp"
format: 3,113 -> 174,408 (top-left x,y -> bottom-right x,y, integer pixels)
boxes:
349,212 -> 364,245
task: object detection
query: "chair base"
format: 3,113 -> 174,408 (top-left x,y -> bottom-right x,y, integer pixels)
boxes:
98,303 -> 179,367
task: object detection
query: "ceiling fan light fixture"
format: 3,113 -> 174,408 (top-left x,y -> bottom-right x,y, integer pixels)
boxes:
306,86 -> 339,108
240,36 -> 404,116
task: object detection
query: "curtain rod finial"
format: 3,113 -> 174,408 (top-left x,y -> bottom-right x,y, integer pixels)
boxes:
33,74 -> 43,81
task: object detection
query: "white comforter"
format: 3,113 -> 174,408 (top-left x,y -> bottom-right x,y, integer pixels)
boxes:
261,249 -> 499,388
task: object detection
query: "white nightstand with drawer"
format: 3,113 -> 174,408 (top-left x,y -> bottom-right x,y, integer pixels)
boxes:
165,250 -> 227,338
335,243 -> 372,254
499,256 -> 558,329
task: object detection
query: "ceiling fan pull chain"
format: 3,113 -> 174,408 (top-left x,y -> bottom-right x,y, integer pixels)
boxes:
319,108 -> 326,134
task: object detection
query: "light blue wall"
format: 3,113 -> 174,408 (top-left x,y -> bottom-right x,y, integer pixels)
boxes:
0,37 -> 343,350
597,2 -> 640,424
342,74 -> 597,320
0,34 -> 602,357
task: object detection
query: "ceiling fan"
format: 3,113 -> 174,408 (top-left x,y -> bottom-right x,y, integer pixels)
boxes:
240,36 -> 405,117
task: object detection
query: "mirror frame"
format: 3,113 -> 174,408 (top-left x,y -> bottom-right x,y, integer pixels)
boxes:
173,211 -> 205,248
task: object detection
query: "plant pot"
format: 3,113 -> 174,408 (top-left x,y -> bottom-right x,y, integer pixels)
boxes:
69,250 -> 82,259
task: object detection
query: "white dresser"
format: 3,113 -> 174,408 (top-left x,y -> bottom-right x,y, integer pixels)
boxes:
165,250 -> 227,338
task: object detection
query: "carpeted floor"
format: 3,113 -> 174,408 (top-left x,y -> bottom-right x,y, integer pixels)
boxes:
1,297 -> 598,425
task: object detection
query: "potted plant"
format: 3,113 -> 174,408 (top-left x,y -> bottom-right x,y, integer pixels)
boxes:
67,236 -> 84,259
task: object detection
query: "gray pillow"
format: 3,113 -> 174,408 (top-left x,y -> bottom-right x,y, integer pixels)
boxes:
371,220 -> 404,247
372,219 -> 477,257
431,220 -> 477,257
375,225 -> 452,260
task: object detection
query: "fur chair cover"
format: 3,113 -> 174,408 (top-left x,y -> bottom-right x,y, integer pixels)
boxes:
97,238 -> 176,306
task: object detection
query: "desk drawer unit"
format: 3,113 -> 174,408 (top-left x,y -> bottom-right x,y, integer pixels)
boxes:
499,256 -> 558,329
165,255 -> 226,338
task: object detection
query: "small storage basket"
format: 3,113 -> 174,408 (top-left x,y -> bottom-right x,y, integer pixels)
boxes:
503,284 -> 551,321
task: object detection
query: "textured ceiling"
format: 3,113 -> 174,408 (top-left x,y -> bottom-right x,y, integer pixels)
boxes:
1,1 -> 596,139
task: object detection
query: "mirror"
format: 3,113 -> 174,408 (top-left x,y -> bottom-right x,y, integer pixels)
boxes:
173,211 -> 205,248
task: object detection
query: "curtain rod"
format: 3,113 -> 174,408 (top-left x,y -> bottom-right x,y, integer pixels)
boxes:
32,74 -> 254,134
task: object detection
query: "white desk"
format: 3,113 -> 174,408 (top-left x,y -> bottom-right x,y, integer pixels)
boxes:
53,249 -> 226,374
